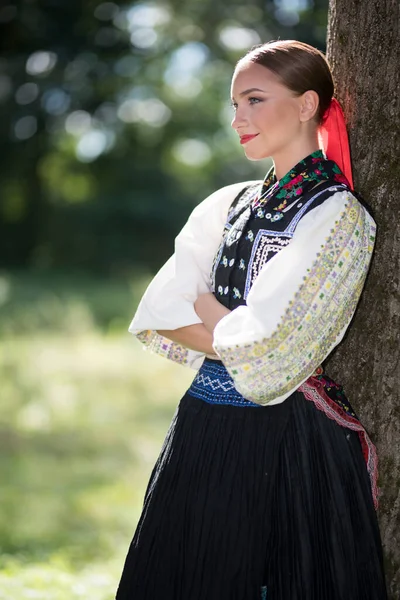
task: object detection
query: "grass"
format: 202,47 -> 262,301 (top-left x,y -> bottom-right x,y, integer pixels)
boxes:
0,269 -> 194,598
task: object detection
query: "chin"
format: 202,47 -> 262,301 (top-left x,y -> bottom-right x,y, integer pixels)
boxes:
244,150 -> 271,161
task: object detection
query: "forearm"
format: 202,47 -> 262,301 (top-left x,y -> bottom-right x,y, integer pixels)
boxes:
157,294 -> 231,357
199,302 -> 231,333
194,293 -> 231,333
157,323 -> 215,355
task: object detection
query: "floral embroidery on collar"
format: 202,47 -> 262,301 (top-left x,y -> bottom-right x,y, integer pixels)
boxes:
252,149 -> 350,214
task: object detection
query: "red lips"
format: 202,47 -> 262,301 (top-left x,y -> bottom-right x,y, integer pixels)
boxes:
239,134 -> 259,145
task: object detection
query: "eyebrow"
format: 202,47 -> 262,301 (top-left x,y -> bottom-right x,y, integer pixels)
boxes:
231,87 -> 267,101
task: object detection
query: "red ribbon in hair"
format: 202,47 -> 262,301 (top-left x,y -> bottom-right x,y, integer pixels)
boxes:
318,97 -> 354,190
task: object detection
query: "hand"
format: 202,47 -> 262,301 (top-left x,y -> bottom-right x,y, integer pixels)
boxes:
194,293 -> 231,333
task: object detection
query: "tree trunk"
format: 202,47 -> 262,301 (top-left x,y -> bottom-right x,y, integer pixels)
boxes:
326,1 -> 400,597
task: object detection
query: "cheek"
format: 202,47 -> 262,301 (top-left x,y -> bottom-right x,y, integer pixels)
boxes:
251,104 -> 278,133
275,101 -> 299,127
258,101 -> 297,131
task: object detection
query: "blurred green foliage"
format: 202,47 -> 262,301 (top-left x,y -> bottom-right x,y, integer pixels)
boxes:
0,1 -> 329,595
0,0 -> 328,274
0,270 -> 194,596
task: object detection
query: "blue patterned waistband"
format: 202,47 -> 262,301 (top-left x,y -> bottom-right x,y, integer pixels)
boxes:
187,359 -> 261,407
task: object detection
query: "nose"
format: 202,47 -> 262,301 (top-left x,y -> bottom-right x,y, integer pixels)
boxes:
231,106 -> 248,131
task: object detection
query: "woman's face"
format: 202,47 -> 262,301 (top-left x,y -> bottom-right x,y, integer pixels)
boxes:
230,61 -> 307,161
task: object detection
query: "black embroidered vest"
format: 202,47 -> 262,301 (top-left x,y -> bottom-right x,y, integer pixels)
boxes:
211,169 -> 350,311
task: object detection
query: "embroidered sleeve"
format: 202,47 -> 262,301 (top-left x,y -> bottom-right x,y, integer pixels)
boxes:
212,190 -> 376,403
128,181 -> 258,368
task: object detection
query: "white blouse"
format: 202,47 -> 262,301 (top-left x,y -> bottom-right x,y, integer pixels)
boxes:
129,181 -> 376,405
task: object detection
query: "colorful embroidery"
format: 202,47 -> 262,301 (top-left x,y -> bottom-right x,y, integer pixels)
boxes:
217,285 -> 229,296
188,360 -> 260,406
252,149 -> 351,212
210,151 -> 350,304
214,194 -> 376,405
283,185 -> 347,234
243,184 -> 347,299
136,330 -> 189,365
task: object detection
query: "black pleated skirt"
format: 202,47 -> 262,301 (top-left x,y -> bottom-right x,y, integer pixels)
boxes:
116,360 -> 387,600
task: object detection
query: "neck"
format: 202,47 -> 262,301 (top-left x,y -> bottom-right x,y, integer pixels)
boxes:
272,137 -> 321,181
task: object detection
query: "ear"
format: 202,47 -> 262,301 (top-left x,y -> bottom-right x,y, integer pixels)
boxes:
299,90 -> 319,123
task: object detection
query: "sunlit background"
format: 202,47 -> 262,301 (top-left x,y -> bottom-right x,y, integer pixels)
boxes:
0,1 -> 328,597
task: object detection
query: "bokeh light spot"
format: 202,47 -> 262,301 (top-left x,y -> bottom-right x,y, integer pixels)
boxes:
117,99 -> 140,123
274,0 -> 310,9
117,97 -> 171,127
172,139 -> 211,167
42,88 -> 71,115
114,55 -> 140,77
164,42 -> 208,98
130,28 -> 158,49
65,111 -> 92,136
15,82 -> 39,105
14,115 -> 37,140
168,77 -> 202,99
76,130 -> 115,162
26,51 -> 57,76
219,26 -> 260,51
126,3 -> 170,29
274,8 -> 300,26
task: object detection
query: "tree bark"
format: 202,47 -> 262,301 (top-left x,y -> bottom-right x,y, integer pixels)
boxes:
326,1 -> 400,597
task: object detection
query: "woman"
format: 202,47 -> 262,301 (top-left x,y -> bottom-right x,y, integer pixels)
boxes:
116,40 -> 388,599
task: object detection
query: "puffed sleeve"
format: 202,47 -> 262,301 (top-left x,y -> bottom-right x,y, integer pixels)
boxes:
129,181 -> 259,369
212,190 -> 376,404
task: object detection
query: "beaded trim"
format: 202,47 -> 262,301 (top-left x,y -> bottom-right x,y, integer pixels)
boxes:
299,377 -> 379,510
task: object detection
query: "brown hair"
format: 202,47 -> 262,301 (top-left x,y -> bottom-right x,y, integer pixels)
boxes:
237,40 -> 334,125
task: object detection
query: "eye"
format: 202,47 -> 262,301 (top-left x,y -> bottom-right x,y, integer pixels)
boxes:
230,97 -> 263,110
248,97 -> 262,105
